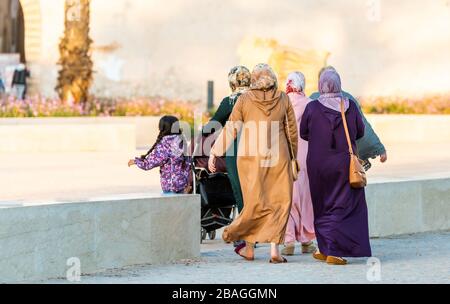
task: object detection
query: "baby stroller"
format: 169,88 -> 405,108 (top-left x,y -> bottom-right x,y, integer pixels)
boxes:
191,135 -> 238,243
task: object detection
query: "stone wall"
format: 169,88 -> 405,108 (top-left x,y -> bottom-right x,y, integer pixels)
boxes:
0,117 -> 136,152
21,0 -> 450,102
367,178 -> 450,237
0,194 -> 201,283
2,114 -> 450,152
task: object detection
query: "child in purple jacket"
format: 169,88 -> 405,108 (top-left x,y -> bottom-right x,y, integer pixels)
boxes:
128,116 -> 190,194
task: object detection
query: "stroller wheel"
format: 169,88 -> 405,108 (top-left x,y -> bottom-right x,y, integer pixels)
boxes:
208,230 -> 216,240
201,229 -> 207,242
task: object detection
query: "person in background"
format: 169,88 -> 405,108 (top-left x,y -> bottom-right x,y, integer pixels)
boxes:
209,64 -> 298,264
281,72 -> 316,256
0,70 -> 5,95
203,66 -> 251,213
128,115 -> 190,194
301,69 -> 372,265
0,77 -> 5,95
203,66 -> 251,248
310,66 -> 387,170
12,64 -> 30,100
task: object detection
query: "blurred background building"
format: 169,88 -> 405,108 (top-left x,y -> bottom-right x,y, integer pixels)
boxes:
0,0 -> 449,101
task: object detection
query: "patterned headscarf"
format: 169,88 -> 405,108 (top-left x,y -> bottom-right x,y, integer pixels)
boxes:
228,66 -> 251,105
286,71 -> 306,95
318,69 -> 350,112
250,63 -> 278,91
228,66 -> 251,93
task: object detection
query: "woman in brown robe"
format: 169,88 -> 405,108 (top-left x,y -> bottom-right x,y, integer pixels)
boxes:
208,64 -> 298,263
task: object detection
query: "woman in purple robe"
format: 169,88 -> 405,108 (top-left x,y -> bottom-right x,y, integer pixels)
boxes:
300,69 -> 372,265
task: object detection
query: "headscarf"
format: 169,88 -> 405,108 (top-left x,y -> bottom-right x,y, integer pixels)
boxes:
318,65 -> 337,79
286,72 -> 306,95
318,69 -> 349,112
228,66 -> 251,105
228,66 -> 250,93
250,63 -> 278,91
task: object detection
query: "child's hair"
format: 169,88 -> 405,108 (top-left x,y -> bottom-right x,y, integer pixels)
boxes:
141,115 -> 181,160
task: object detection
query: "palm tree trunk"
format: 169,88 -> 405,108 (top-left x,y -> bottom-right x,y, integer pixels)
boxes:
56,0 -> 93,104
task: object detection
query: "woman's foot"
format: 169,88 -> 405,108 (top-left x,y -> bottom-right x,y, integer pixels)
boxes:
269,256 -> 288,264
281,243 -> 296,256
301,242 -> 317,254
270,243 -> 287,263
326,256 -> 348,265
313,250 -> 327,261
234,242 -> 255,261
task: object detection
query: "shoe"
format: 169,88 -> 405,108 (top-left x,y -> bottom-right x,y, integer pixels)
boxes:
313,251 -> 327,261
281,243 -> 295,256
301,242 -> 317,254
326,256 -> 348,265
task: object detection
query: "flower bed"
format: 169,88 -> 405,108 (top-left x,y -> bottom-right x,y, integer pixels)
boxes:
360,93 -> 450,115
0,96 -> 211,126
1,94 -> 449,122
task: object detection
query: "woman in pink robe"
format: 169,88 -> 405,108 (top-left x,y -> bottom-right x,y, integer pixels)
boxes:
282,72 -> 316,256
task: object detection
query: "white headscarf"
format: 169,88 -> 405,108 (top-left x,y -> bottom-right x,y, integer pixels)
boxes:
286,72 -> 306,95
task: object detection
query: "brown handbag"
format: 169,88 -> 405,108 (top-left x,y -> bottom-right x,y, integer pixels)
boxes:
340,100 -> 367,188
285,108 -> 300,182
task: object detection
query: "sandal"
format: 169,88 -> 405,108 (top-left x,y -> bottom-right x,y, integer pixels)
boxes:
234,242 -> 254,261
269,256 -> 288,264
326,256 -> 348,265
302,242 -> 317,254
281,243 -> 296,256
313,250 -> 327,261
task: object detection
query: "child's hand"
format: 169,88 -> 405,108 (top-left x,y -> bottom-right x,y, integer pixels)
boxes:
128,159 -> 136,167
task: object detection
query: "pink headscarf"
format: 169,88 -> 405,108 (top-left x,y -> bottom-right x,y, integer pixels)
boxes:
318,70 -> 349,112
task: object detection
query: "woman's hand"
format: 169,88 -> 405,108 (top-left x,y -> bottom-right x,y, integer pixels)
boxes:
379,152 -> 388,163
208,154 -> 217,173
128,159 -> 136,167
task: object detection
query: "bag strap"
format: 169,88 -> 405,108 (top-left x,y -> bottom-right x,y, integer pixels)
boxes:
285,99 -> 296,160
340,100 -> 354,156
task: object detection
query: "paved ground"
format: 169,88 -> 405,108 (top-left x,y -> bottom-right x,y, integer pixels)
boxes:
48,231 -> 450,284
2,140 -> 449,284
1,143 -> 450,204
0,150 -> 161,204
